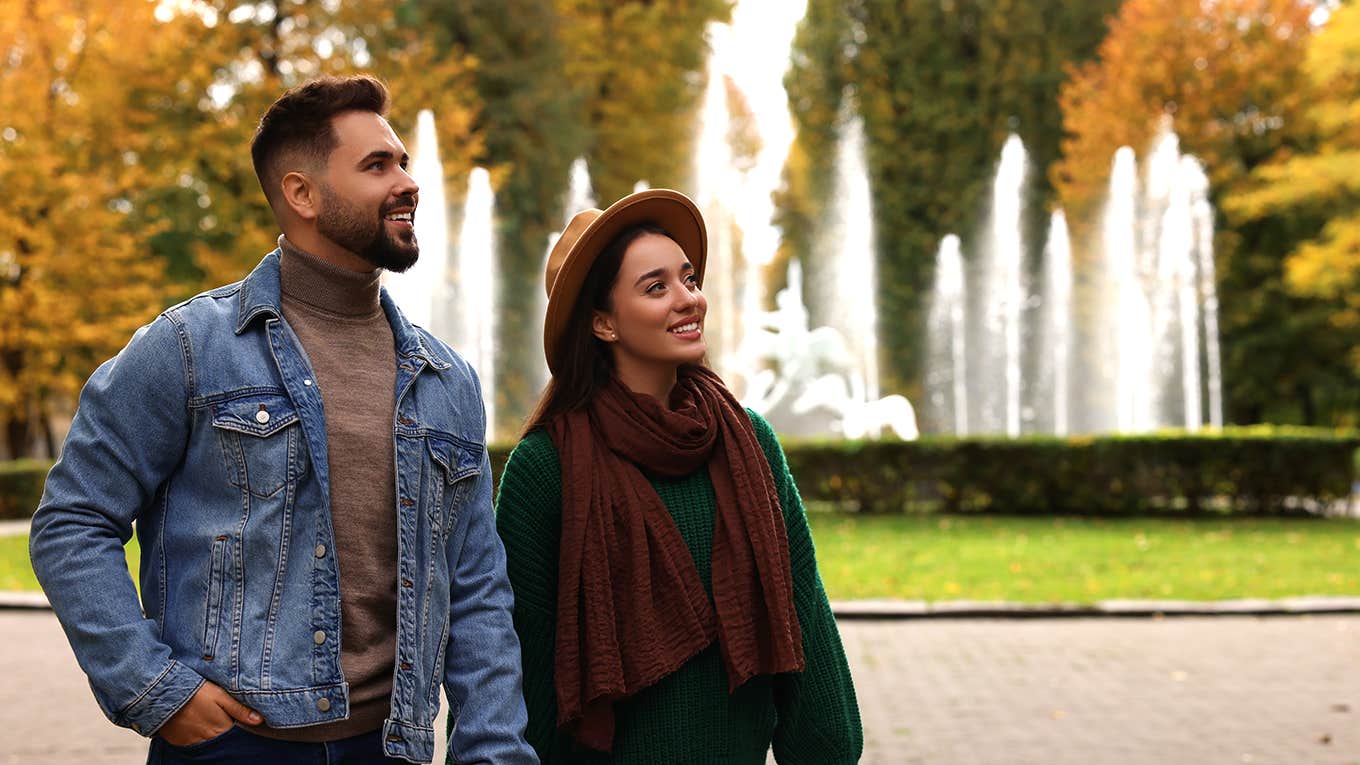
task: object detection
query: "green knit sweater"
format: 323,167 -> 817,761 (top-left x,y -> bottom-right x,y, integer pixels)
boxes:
494,409 -> 862,765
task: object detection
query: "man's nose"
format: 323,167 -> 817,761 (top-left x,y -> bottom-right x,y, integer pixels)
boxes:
396,166 -> 419,198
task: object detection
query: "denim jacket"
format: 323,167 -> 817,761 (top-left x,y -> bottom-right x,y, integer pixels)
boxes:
29,252 -> 536,764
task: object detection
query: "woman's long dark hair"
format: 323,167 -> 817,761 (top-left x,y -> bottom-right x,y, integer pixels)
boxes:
522,222 -> 673,436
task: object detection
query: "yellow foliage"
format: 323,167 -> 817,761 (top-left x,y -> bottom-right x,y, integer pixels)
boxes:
1222,2 -> 1360,374
0,0 -> 177,452
1052,0 -> 1314,248
0,0 -> 481,455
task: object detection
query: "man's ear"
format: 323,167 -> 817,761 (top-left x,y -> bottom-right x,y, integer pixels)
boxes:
280,171 -> 318,221
592,311 -> 618,343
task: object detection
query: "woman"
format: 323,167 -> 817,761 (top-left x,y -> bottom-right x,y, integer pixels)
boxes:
495,189 -> 862,763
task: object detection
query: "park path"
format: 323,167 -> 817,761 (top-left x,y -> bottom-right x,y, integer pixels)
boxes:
1,610 -> 1356,764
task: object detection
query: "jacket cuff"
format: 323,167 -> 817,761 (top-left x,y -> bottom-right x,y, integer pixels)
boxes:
116,660 -> 205,737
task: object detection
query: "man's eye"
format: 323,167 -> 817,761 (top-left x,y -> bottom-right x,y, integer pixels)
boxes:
367,161 -> 384,170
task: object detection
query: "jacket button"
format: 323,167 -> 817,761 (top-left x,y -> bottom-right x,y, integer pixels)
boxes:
314,544 -> 326,558
255,409 -> 270,424
316,697 -> 331,712
313,630 -> 326,645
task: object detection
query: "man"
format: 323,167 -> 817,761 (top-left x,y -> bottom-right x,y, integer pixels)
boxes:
29,75 -> 536,764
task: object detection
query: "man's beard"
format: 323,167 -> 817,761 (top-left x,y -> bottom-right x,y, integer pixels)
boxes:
316,185 -> 420,273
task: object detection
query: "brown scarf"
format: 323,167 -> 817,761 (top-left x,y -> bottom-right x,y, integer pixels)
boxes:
545,366 -> 805,752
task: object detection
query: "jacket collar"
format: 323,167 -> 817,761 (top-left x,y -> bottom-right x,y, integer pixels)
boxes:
235,249 -> 452,371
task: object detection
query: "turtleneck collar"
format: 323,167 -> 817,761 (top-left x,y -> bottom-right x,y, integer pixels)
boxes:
278,235 -> 383,319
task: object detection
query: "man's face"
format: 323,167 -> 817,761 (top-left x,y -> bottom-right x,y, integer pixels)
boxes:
315,110 -> 420,273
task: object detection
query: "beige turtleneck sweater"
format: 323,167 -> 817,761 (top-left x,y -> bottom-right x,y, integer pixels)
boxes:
254,236 -> 398,741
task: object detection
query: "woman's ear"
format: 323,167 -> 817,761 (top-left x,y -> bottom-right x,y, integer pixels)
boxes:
281,171 -> 318,221
592,311 -> 618,343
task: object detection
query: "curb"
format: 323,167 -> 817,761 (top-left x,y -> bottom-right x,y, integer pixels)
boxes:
829,596 -> 1360,619
4,590 -> 1359,617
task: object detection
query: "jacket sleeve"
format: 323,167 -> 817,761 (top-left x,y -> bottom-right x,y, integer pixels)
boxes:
29,315 -> 206,736
492,432 -> 572,763
747,411 -> 864,765
441,381 -> 538,764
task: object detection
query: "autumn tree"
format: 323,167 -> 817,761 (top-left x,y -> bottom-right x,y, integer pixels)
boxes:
1225,2 -> 1360,398
1054,0 -> 1355,425
404,0 -> 729,433
0,0 -> 481,458
144,0 -> 481,292
556,0 -> 734,204
0,0 -> 193,458
408,0 -> 583,435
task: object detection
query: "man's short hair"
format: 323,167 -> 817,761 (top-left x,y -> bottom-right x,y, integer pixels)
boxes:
250,75 -> 391,207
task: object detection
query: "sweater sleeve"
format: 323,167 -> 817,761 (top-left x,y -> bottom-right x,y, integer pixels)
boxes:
747,410 -> 864,765
493,431 -> 571,764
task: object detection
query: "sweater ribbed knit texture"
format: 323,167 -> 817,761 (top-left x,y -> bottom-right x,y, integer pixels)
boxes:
255,238 -> 397,741
495,409 -> 862,764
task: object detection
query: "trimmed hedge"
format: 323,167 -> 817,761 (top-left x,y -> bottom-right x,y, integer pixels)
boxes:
4,429 -> 1356,519
0,459 -> 51,520
776,429 -> 1360,515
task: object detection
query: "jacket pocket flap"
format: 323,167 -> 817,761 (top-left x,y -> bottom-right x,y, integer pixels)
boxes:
211,394 -> 299,438
426,434 -> 481,484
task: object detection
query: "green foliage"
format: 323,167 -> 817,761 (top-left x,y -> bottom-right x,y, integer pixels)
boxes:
556,0 -> 734,204
776,430 -> 1359,515
413,0 -> 585,437
777,0 -> 1120,399
0,459 -> 49,520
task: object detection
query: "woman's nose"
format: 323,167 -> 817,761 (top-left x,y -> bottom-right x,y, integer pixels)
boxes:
675,285 -> 700,309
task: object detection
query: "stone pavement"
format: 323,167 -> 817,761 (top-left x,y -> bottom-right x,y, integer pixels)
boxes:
1,611 -> 1356,764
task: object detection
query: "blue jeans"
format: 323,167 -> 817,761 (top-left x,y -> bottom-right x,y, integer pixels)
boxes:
148,726 -> 406,764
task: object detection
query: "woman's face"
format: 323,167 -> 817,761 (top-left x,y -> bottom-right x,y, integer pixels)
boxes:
594,232 -> 708,386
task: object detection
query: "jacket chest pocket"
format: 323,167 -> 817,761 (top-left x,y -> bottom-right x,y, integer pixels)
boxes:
425,434 -> 481,538
212,393 -> 306,498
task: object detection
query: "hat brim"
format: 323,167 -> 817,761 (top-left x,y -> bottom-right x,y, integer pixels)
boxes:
544,189 -> 707,375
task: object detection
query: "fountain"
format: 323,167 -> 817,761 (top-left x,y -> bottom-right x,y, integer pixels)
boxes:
1042,212 -> 1072,436
392,1 -> 921,442
927,235 -> 967,434
384,110 -> 448,333
925,127 -> 1224,435
974,135 -> 1028,436
455,168 -> 497,436
685,2 -> 915,439
384,113 -> 497,437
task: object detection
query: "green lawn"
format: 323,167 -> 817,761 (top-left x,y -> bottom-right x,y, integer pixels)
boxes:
4,514 -> 1359,602
808,514 -> 1360,602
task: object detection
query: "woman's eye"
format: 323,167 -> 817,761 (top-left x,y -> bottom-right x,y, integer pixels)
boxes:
646,282 -> 666,294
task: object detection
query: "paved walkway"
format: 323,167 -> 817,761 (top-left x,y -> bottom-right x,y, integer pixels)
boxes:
2,611 -> 1356,764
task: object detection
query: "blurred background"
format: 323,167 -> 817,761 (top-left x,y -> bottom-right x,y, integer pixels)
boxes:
1,0 -> 1358,454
